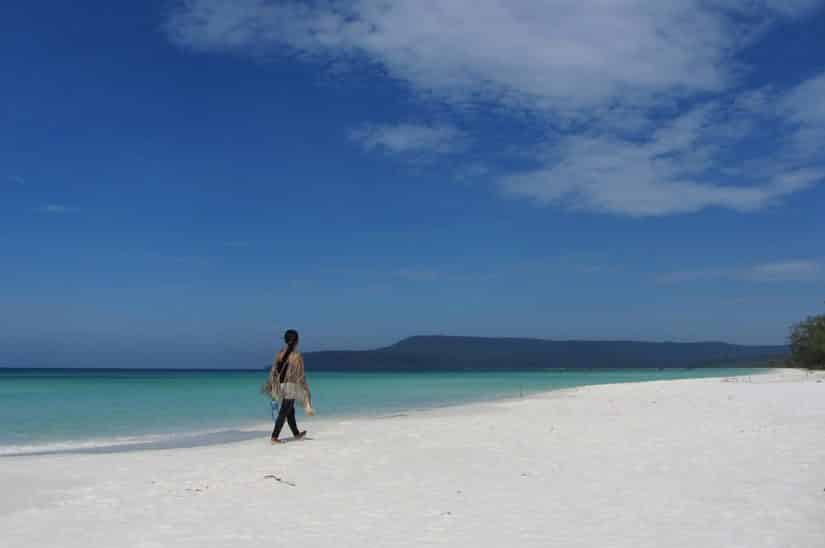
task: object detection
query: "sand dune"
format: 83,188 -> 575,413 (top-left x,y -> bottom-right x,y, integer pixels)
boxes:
2,369 -> 823,547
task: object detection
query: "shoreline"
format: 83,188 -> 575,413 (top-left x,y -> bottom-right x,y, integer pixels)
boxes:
0,367 -> 777,458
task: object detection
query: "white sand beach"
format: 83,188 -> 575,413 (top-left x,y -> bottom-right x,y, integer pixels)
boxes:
2,369 -> 823,548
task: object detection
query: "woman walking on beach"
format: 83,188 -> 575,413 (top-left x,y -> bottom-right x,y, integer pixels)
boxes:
268,329 -> 314,444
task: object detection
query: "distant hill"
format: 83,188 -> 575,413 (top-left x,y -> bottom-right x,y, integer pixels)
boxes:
302,336 -> 788,371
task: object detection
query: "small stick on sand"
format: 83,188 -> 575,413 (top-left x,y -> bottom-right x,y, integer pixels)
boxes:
264,474 -> 296,487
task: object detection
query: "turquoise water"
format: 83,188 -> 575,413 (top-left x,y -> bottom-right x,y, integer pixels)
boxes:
0,368 -> 765,454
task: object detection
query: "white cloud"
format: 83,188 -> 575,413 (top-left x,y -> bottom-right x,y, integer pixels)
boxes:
164,0 -> 759,112
747,0 -> 823,16
781,73 -> 825,122
778,72 -> 825,158
165,0 -> 825,216
660,260 -> 825,284
350,123 -> 465,155
745,260 -> 824,282
499,96 -> 825,216
166,1 -> 822,111
38,204 -> 73,214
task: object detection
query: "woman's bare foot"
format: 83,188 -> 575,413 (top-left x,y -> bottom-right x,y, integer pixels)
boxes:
270,437 -> 282,444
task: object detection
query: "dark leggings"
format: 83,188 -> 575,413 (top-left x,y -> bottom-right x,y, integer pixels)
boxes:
272,399 -> 300,439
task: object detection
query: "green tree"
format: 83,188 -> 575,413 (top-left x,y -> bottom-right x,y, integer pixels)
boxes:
789,314 -> 825,369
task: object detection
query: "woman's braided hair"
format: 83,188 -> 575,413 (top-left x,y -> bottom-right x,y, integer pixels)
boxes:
277,329 -> 299,383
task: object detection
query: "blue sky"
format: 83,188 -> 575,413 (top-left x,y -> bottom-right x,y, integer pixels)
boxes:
2,1 -> 824,367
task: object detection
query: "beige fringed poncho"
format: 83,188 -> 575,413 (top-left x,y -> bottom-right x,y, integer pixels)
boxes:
265,352 -> 312,405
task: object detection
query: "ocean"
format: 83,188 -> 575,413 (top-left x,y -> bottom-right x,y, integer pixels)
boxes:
0,367 -> 765,456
